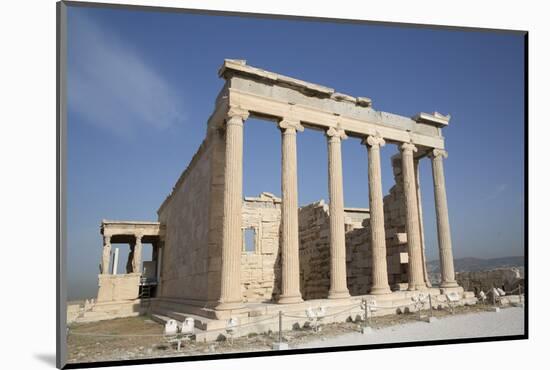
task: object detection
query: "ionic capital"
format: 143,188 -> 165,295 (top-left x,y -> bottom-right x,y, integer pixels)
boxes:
278,118 -> 304,133
134,233 -> 143,242
326,126 -> 347,141
226,106 -> 249,125
400,142 -> 418,154
428,148 -> 448,159
103,234 -> 111,244
362,134 -> 385,148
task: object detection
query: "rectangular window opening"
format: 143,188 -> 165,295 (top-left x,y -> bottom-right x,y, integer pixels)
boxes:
243,228 -> 256,253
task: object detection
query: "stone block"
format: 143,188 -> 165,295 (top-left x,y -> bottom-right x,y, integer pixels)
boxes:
272,342 -> 289,350
361,326 -> 374,334
394,232 -> 407,245
399,252 -> 409,264
262,238 -> 276,254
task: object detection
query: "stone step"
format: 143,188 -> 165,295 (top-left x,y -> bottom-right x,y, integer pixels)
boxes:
463,291 -> 476,299
151,313 -> 172,325
151,313 -> 222,342
151,298 -> 219,319
152,308 -> 225,331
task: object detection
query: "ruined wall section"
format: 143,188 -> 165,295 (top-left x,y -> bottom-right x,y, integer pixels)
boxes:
345,220 -> 372,296
297,152 -> 426,297
456,268 -> 523,293
298,201 -> 379,299
205,128 -> 226,305
298,201 -> 331,299
240,193 -> 282,303
157,137 -> 215,304
383,156 -> 410,288
241,197 -> 379,302
383,155 -> 430,289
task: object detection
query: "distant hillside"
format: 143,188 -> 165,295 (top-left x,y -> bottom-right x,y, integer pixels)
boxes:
427,256 -> 524,274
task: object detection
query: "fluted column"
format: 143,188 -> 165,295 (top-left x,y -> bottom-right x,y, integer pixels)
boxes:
414,159 -> 432,287
400,143 -> 426,290
278,118 -> 303,304
100,234 -> 111,275
326,127 -> 350,299
132,233 -> 143,273
217,107 -> 249,310
364,135 -> 391,294
429,149 -> 458,288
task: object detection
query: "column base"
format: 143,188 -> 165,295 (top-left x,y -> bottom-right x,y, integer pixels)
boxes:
407,283 -> 428,291
440,280 -> 459,288
215,300 -> 244,311
278,294 -> 303,304
328,290 -> 350,299
369,286 -> 392,295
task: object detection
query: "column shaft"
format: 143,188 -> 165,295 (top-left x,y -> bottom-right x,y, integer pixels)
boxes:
430,149 -> 458,288
326,128 -> 350,299
400,143 -> 426,290
217,108 -> 248,310
112,247 -> 119,275
278,119 -> 303,304
414,160 -> 432,287
365,136 -> 391,294
132,234 -> 143,273
101,235 -> 111,275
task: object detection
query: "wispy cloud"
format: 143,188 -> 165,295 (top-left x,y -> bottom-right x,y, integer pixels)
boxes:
68,14 -> 186,137
486,183 -> 508,201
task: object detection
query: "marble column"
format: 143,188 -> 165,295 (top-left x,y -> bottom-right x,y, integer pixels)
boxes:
414,159 -> 432,288
101,234 -> 111,275
278,118 -> 304,304
364,135 -> 391,294
217,107 -> 249,310
429,149 -> 458,288
112,247 -> 119,275
132,233 -> 143,273
326,127 -> 350,299
400,143 -> 426,290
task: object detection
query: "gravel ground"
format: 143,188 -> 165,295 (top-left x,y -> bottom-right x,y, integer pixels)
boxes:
67,305 -> 524,363
296,307 -> 525,349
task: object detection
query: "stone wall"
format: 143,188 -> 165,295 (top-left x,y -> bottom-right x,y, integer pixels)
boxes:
241,196 -> 378,301
298,201 -> 331,299
383,155 -> 431,289
96,273 -> 140,302
344,218 -> 372,296
294,153 -> 432,298
297,200 -> 403,299
456,268 -> 523,293
383,156 -> 410,288
241,193 -> 282,302
157,135 -> 217,304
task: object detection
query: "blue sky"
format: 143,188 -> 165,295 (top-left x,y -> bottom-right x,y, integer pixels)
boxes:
66,6 -> 525,300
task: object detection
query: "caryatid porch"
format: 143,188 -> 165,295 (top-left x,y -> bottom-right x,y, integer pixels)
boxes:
97,220 -> 165,302
213,59 -> 458,311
